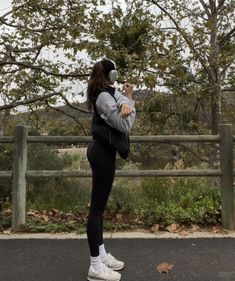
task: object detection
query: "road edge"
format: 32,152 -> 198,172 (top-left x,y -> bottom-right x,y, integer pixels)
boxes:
1,230 -> 235,239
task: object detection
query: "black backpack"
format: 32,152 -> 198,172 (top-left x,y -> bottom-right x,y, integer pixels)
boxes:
91,88 -> 130,159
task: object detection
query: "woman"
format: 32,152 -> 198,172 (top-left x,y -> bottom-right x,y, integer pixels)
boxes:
86,59 -> 136,281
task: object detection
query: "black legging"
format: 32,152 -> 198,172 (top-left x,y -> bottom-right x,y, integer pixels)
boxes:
86,139 -> 117,257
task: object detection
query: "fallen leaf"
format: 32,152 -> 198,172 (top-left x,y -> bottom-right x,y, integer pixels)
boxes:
156,262 -> 174,274
3,229 -> 11,235
150,224 -> 160,233
191,224 -> 200,231
166,223 -> 180,233
178,230 -> 190,236
210,226 -> 228,234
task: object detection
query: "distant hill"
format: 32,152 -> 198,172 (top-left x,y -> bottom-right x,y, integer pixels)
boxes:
9,89 -> 154,135
9,88 -> 235,135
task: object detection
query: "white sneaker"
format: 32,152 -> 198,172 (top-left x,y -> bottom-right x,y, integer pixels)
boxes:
102,253 -> 125,271
87,264 -> 121,281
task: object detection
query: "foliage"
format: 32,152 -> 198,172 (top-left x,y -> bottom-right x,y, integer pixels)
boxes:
1,0 -> 234,136
140,160 -> 221,225
0,0 -> 94,134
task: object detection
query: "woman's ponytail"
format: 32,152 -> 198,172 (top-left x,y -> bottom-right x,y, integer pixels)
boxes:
87,62 -> 109,111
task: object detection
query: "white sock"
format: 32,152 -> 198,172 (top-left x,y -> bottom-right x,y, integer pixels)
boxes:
90,255 -> 103,272
99,244 -> 108,261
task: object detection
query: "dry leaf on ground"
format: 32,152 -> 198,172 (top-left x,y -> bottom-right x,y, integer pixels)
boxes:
191,224 -> 200,231
3,229 -> 11,235
178,230 -> 190,236
150,224 -> 160,233
156,262 -> 174,274
210,226 -> 228,234
166,223 -> 180,233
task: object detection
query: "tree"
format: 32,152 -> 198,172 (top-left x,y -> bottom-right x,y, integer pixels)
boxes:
143,0 -> 235,134
1,0 -> 234,136
0,0 -> 94,135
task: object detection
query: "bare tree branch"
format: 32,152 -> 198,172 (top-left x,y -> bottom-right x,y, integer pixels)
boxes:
0,61 -> 89,78
0,17 -> 21,29
0,4 -> 69,32
0,92 -> 59,111
209,0 -> 216,13
199,0 -> 211,16
174,0 -> 208,20
221,87 -> 235,92
10,45 -> 43,53
148,0 -> 213,79
220,62 -> 232,79
31,45 -> 43,64
0,68 -> 19,75
26,102 -> 43,130
219,27 -> 235,47
217,0 -> 226,10
45,101 -> 87,136
0,16 -> 69,32
0,3 -> 27,19
58,92 -> 92,114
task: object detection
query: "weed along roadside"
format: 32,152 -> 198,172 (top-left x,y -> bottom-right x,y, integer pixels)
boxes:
0,124 -> 234,235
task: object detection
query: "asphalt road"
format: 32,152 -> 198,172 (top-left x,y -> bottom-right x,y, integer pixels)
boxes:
1,238 -> 235,281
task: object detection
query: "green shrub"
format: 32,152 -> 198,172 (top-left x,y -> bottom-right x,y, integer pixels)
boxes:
107,162 -> 143,216
27,177 -> 92,213
140,160 -> 221,225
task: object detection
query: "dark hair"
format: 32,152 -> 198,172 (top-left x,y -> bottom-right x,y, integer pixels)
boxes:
87,59 -> 115,111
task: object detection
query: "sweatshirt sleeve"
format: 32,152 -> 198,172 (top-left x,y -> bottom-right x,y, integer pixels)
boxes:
114,89 -> 130,108
95,91 -> 136,133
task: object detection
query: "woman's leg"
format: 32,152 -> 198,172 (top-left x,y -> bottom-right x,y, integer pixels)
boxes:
99,216 -> 104,246
86,141 -> 116,257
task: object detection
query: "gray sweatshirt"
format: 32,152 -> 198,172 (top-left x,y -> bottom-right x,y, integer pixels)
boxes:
95,89 -> 136,133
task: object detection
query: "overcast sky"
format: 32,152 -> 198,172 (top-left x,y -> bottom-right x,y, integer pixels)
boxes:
0,0 -> 12,15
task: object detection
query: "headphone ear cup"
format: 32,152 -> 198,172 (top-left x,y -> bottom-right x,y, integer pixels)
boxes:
108,70 -> 118,83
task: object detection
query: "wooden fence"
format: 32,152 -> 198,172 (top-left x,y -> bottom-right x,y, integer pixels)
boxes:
0,124 -> 234,231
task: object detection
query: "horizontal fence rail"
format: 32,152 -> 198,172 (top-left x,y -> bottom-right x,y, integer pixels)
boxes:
0,135 -> 230,143
0,170 -> 230,179
0,124 -> 234,231
27,169 -> 224,177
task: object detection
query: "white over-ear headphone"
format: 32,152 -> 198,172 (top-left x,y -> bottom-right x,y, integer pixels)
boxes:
101,59 -> 118,83
108,69 -> 118,83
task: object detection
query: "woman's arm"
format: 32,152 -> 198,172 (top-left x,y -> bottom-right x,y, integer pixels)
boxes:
114,89 -> 130,108
96,92 -> 136,133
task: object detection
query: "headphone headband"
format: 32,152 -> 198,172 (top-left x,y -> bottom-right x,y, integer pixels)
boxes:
100,59 -> 118,83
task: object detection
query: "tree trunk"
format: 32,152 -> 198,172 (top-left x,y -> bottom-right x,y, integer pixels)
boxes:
208,1 -> 220,135
210,83 -> 221,135
0,109 -> 11,136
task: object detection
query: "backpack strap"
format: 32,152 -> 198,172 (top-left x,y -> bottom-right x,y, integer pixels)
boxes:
93,90 -> 117,115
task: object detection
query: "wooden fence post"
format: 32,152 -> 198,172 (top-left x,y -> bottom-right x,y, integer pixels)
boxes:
11,125 -> 28,231
219,124 -> 234,230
